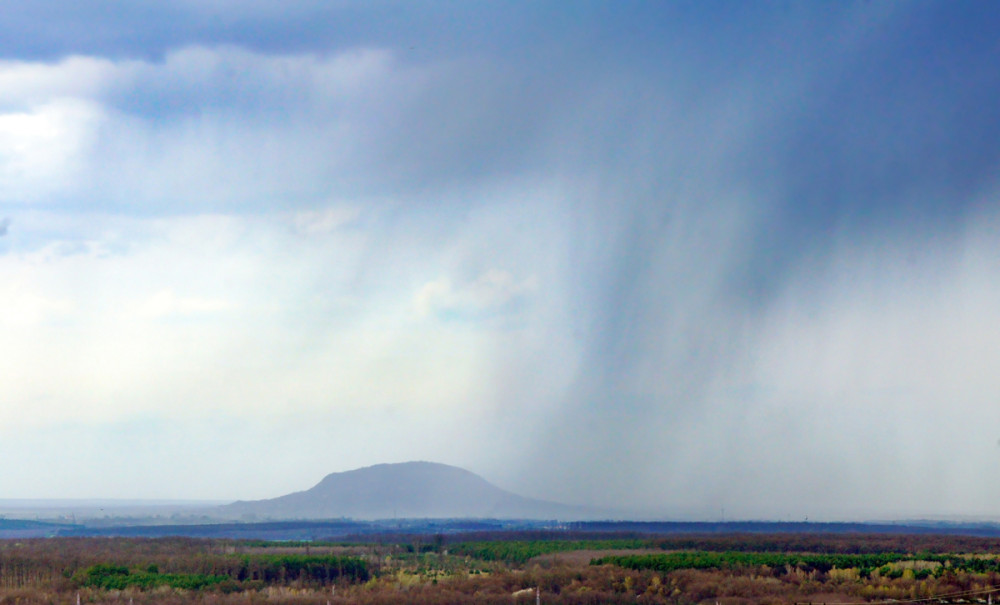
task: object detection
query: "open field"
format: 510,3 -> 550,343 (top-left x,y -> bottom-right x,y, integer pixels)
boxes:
3,533 -> 1000,603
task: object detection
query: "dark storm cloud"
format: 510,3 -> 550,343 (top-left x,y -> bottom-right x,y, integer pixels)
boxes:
6,1 -> 1000,516
773,3 -> 1000,225
501,0 -> 1000,512
721,1 -> 1000,309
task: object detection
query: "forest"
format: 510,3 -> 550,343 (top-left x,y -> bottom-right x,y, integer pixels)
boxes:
3,532 -> 1000,603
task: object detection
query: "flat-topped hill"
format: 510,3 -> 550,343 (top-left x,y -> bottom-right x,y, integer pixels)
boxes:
221,461 -> 591,520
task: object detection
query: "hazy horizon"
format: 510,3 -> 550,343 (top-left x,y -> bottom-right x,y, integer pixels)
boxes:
2,1 -> 1000,521
5,459 -> 1000,525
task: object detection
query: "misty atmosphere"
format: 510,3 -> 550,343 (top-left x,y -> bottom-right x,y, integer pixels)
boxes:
2,1 -> 1000,527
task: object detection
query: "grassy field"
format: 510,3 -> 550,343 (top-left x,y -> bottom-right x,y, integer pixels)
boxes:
2,533 -> 1000,603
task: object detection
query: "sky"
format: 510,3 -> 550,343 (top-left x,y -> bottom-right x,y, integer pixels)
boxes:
2,1 -> 1000,521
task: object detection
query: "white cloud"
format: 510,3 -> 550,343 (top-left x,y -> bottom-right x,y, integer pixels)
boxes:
292,206 -> 360,235
0,207 -> 517,429
0,99 -> 104,202
0,56 -> 121,107
0,47 -> 409,210
134,288 -> 233,319
415,269 -> 537,320
0,283 -> 75,327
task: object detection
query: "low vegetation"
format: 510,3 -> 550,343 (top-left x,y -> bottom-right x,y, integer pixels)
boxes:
3,533 -> 1000,603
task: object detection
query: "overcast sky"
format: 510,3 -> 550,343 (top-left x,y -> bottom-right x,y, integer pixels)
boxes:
2,1 -> 1000,521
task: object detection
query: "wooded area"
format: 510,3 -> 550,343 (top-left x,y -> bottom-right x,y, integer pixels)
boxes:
2,533 -> 1000,603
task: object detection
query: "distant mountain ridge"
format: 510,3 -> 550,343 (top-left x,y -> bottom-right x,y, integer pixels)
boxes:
221,461 -> 594,520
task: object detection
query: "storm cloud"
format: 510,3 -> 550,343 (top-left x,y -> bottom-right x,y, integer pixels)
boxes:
1,2 -> 999,520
